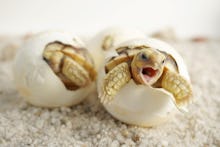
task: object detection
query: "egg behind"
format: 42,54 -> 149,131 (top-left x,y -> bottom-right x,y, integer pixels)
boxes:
13,31 -> 96,107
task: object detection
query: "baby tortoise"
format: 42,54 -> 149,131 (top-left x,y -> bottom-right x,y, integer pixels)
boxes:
43,42 -> 96,90
100,46 -> 192,109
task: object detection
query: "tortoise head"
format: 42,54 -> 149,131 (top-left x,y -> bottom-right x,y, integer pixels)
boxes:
131,48 -> 166,85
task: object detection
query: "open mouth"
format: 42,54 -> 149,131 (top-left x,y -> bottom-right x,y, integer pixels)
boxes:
141,67 -> 158,83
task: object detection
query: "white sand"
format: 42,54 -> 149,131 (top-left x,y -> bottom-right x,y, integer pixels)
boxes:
0,39 -> 219,147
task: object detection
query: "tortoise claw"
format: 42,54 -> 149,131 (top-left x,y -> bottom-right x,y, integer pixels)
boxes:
161,69 -> 193,110
99,62 -> 131,104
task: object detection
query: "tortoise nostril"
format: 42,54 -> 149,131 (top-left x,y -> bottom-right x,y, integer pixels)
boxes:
153,63 -> 159,68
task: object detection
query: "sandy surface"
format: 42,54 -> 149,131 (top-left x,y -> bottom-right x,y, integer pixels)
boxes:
0,39 -> 219,147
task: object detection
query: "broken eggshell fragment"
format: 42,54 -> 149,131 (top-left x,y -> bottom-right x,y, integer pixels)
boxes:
97,38 -> 192,127
13,31 -> 96,107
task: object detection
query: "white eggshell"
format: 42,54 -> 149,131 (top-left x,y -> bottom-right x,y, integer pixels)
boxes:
98,38 -> 190,126
87,27 -> 146,70
13,31 -> 94,107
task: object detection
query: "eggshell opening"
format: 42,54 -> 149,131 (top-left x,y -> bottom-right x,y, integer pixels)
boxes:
13,31 -> 94,107
118,38 -> 190,80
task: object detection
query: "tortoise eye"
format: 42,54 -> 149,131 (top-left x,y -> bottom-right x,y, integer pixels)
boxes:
140,53 -> 148,60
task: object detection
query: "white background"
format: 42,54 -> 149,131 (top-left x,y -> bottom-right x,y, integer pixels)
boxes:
0,0 -> 219,38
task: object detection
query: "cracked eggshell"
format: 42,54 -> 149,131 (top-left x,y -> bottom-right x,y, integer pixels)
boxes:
98,38 -> 190,127
87,27 -> 146,70
13,31 -> 94,107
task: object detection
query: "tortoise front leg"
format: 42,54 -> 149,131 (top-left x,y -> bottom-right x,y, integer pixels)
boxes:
99,62 -> 131,104
161,68 -> 192,109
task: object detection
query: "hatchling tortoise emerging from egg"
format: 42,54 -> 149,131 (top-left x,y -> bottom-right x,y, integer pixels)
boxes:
43,41 -> 96,90
100,44 -> 192,109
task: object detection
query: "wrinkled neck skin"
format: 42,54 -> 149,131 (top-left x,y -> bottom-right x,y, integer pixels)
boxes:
131,49 -> 165,86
